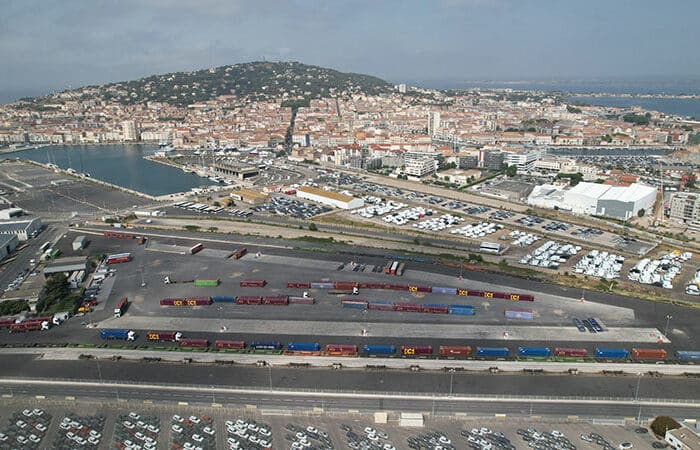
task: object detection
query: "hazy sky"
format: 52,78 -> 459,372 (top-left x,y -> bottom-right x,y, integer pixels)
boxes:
1,0 -> 698,102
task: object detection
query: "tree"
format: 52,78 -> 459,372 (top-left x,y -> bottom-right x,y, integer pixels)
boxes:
36,274 -> 70,313
650,416 -> 680,437
308,223 -> 318,231
505,165 -> 517,177
637,208 -> 646,218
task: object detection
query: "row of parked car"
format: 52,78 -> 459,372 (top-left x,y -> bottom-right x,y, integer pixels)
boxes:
573,317 -> 606,333
227,418 -> 272,449
0,409 -> 51,450
55,413 -> 105,449
114,411 -> 159,450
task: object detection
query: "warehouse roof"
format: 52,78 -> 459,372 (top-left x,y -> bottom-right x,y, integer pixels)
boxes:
298,186 -> 355,203
566,182 -> 611,199
0,218 -> 40,233
598,182 -> 657,202
43,256 -> 88,275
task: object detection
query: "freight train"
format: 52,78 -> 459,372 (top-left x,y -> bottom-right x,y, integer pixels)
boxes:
287,281 -> 534,302
97,330 -> 700,363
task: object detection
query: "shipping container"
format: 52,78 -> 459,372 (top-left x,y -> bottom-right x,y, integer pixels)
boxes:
325,344 -> 357,356
420,304 -> 449,314
553,347 -> 588,357
363,345 -> 396,355
432,286 -> 458,295
389,261 -> 399,275
287,342 -> 321,352
476,347 -> 510,358
518,347 -> 551,358
160,297 -> 211,306
505,309 -> 534,320
334,281 -> 358,290
100,329 -> 135,340
240,279 -> 266,287
393,302 -> 422,312
179,338 -> 209,348
400,345 -> 433,356
288,296 -> 315,304
287,282 -> 311,289
439,346 -> 472,357
232,247 -> 247,259
384,261 -> 393,274
114,297 -> 128,317
72,235 -> 86,251
103,231 -> 134,239
236,296 -> 262,305
341,299 -> 368,309
215,340 -> 245,350
631,348 -> 667,360
146,331 -> 182,342
595,348 -> 630,359
194,279 -> 220,287
190,243 -> 204,255
0,319 -> 15,329
310,282 -> 334,289
396,262 -> 406,276
262,296 -> 289,305
448,305 -> 475,316
676,350 -> 700,361
250,341 -> 282,350
211,296 -> 237,303
367,301 -> 394,311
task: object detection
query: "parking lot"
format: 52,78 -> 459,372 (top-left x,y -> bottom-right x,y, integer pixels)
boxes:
0,399 -> 675,450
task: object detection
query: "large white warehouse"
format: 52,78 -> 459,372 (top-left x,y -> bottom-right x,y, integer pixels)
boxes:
528,182 -> 657,220
296,186 -> 364,209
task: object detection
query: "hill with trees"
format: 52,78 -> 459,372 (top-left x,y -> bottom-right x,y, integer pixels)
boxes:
26,61 -> 393,107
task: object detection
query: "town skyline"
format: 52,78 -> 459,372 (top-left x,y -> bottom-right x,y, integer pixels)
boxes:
2,0 -> 699,103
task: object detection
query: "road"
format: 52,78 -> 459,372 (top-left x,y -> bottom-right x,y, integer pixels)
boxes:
0,224 -> 64,292
2,377 -> 698,420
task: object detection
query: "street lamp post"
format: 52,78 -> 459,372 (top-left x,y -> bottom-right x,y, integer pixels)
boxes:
96,359 -> 103,384
448,369 -> 455,397
268,364 -> 272,391
634,373 -> 643,424
664,315 -> 672,337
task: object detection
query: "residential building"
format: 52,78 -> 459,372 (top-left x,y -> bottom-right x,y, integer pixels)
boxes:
502,148 -> 545,169
405,151 -> 437,178
427,112 -> 441,136
669,192 -> 700,222
481,149 -> 504,171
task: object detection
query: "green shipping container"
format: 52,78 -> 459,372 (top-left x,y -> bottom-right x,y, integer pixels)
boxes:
194,279 -> 220,287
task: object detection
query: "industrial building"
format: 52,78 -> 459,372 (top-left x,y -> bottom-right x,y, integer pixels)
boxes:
43,256 -> 88,277
296,186 -> 364,209
0,207 -> 23,220
214,161 -> 259,180
527,182 -> 657,220
0,217 -> 42,241
0,234 -> 19,261
230,188 -> 268,205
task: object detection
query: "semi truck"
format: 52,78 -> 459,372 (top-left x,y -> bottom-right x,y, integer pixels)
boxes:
114,297 -> 128,318
190,243 -> 204,254
10,321 -> 48,332
106,253 -> 131,264
146,331 -> 182,342
100,329 -> 136,341
232,247 -> 247,259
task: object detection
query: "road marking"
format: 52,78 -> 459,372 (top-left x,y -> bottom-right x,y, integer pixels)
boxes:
348,409 -> 359,414
143,400 -> 153,404
177,401 -> 188,406
245,405 -> 257,410
1,394 -> 12,398
211,403 -> 222,408
65,396 -> 75,401
35,395 -> 45,399
568,415 -> 579,419
495,414 -> 506,418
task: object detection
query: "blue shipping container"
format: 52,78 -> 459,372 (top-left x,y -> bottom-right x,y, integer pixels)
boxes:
310,282 -> 334,289
676,351 -> 700,361
432,286 -> 458,295
505,309 -> 534,320
476,347 -> 510,357
518,347 -> 551,357
595,348 -> 630,359
250,341 -> 282,350
211,296 -> 237,303
100,329 -> 130,339
363,345 -> 396,355
449,305 -> 475,315
287,342 -> 321,352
